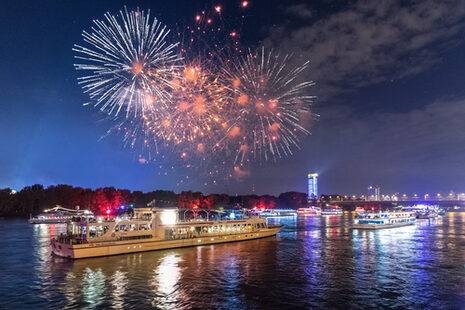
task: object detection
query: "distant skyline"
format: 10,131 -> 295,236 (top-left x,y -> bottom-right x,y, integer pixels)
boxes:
2,0 -> 465,196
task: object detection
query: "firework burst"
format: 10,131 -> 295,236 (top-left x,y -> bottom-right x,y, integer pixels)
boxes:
74,6 -> 317,186
73,7 -> 182,118
152,58 -> 228,145
220,47 -> 316,164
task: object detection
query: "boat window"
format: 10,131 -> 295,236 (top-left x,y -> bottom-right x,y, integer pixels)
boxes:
89,226 -> 96,238
165,228 -> 174,239
130,224 -> 137,231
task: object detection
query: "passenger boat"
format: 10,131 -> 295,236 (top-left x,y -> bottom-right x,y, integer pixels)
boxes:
51,208 -> 283,259
401,205 -> 440,219
321,205 -> 343,216
29,206 -> 94,224
258,209 -> 297,217
416,212 -> 438,219
297,207 -> 321,215
353,211 -> 416,229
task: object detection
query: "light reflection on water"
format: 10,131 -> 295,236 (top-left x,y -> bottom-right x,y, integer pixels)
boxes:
151,253 -> 182,309
0,213 -> 464,309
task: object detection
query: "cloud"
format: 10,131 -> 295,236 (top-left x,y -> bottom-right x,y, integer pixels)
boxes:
244,97 -> 465,194
266,0 -> 465,99
307,97 -> 465,191
285,4 -> 312,19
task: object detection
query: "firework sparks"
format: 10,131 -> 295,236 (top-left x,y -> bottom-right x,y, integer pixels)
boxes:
152,58 -> 228,145
73,7 -> 182,118
220,47 -> 316,164
75,6 -> 316,186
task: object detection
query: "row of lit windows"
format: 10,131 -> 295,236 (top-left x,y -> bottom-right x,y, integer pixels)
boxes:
170,222 -> 267,237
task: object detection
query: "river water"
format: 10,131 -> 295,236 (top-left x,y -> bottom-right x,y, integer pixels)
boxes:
0,213 -> 464,309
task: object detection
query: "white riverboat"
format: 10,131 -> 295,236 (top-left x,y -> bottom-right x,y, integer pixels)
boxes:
321,205 -> 343,216
353,211 -> 416,229
400,204 -> 443,219
259,209 -> 297,217
51,207 -> 283,259
29,206 -> 93,224
297,207 -> 321,215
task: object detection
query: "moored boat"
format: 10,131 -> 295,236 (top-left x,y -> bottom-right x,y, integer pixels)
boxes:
401,204 -> 441,219
29,206 -> 94,224
353,211 -> 416,229
297,207 -> 321,215
259,209 -> 298,217
416,212 -> 438,219
51,207 -> 283,259
321,205 -> 343,216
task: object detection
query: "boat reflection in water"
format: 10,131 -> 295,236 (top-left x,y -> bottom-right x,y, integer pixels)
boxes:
49,236 -> 281,309
3,212 -> 463,309
151,253 -> 181,309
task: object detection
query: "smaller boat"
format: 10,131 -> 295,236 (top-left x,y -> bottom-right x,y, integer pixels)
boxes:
297,207 -> 321,215
401,204 -> 440,219
29,206 -> 94,224
416,212 -> 438,219
321,205 -> 343,216
259,209 -> 297,217
353,211 -> 416,229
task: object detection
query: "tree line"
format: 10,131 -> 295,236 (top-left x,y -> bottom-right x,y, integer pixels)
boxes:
0,184 -> 308,218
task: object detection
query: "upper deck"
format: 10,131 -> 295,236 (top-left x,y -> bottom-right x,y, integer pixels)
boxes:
56,208 -> 268,245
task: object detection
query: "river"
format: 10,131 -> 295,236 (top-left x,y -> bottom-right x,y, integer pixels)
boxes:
0,213 -> 464,309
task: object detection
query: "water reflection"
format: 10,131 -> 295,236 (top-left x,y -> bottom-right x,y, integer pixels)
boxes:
110,269 -> 128,309
151,253 -> 182,309
1,214 -> 464,309
82,268 -> 106,309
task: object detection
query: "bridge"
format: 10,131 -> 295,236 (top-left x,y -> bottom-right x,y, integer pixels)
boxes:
323,199 -> 465,211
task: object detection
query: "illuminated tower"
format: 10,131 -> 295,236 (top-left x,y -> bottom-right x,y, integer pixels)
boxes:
368,185 -> 381,201
308,173 -> 318,200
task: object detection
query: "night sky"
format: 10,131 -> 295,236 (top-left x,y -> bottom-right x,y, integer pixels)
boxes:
2,0 -> 465,196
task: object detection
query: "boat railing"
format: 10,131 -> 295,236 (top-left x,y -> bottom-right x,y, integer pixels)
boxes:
55,233 -> 88,245
166,227 -> 262,240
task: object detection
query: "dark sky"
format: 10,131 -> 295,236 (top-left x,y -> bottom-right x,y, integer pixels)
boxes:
2,0 -> 465,196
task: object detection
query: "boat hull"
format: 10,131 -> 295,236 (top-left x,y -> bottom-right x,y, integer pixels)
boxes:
51,225 -> 283,259
352,221 -> 415,230
417,214 -> 438,219
321,212 -> 343,216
